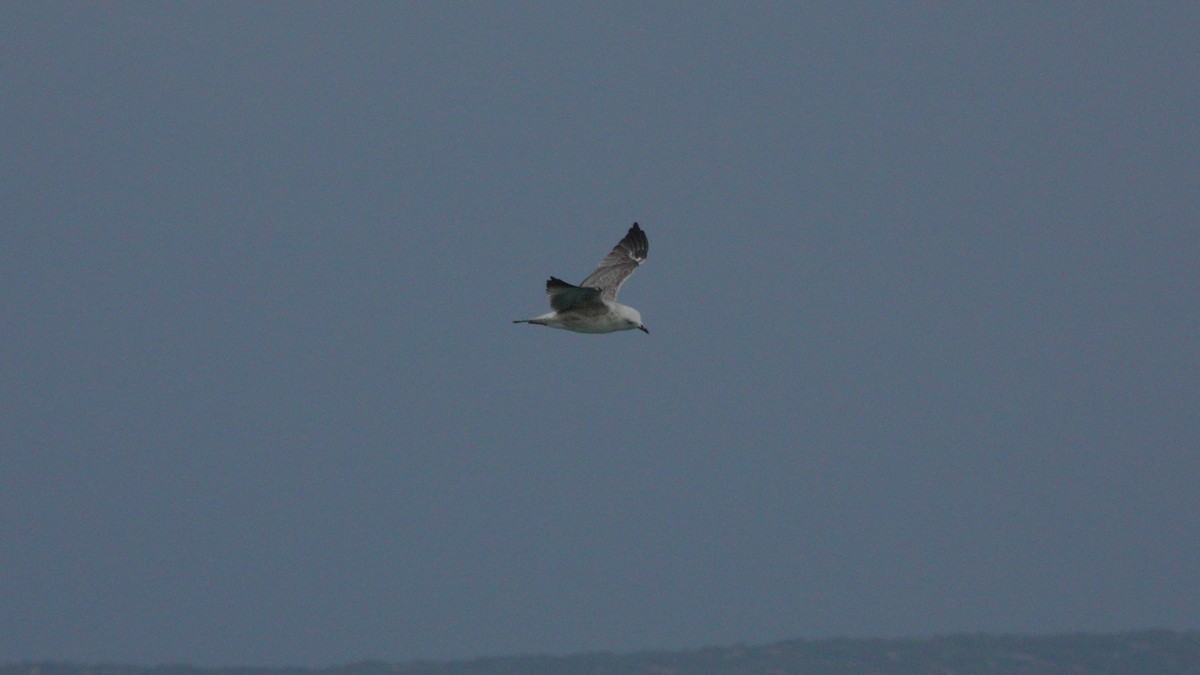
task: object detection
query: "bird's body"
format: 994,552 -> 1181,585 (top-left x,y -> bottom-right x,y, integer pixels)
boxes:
514,223 -> 650,335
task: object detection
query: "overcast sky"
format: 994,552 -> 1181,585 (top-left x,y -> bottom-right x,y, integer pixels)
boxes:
3,2 -> 1198,667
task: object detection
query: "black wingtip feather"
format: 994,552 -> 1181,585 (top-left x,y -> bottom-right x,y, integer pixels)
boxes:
621,223 -> 649,259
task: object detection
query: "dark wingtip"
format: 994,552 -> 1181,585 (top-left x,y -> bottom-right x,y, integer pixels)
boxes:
621,223 -> 649,259
547,276 -> 570,289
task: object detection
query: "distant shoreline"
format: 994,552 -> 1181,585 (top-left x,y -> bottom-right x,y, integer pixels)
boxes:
6,629 -> 1200,675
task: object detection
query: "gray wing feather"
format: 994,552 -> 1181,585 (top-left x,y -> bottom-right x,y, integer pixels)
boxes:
546,277 -> 604,312
579,223 -> 649,301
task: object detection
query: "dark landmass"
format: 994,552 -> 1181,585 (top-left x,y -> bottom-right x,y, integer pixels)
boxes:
6,630 -> 1200,675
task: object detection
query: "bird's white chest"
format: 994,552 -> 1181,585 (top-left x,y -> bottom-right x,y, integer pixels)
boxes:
557,304 -> 633,333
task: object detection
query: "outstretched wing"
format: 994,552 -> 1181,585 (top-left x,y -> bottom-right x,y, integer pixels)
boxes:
579,223 -> 649,301
546,277 -> 604,312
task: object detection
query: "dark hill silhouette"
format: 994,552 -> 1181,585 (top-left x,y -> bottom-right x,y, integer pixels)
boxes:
6,630 -> 1199,675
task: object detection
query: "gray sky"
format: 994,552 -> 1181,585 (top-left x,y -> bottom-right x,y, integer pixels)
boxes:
3,2 -> 1198,667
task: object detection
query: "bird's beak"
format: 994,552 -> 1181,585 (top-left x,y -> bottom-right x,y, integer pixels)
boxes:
638,325 -> 649,334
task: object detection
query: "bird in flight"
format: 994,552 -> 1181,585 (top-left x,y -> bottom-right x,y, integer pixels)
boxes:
514,223 -> 650,334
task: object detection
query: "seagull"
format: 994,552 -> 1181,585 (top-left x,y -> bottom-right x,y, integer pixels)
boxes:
514,223 -> 650,334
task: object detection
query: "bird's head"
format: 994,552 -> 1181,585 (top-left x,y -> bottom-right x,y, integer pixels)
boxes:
620,307 -> 648,334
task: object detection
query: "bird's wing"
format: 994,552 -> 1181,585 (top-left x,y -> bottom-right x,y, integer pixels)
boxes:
546,277 -> 604,312
578,223 -> 649,301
